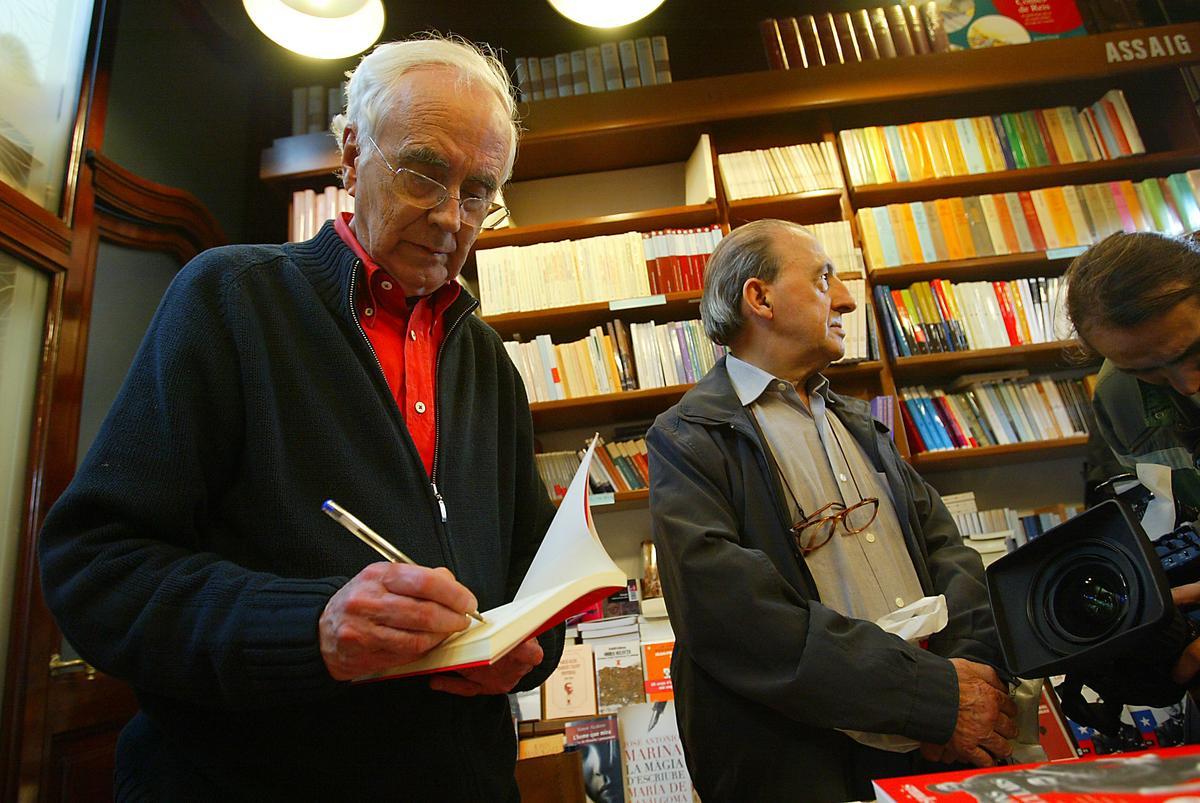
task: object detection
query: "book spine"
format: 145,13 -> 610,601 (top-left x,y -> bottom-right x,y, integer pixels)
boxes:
650,36 -> 672,83
759,18 -> 788,70
618,40 -> 641,88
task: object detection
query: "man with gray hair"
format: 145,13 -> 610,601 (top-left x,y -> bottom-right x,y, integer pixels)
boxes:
647,219 -> 1014,801
39,36 -> 561,800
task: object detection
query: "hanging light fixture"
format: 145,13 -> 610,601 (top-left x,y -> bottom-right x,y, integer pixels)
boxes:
546,0 -> 666,28
243,0 -> 385,60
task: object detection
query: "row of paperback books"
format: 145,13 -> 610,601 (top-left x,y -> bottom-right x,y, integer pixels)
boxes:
874,276 -> 1069,358
839,89 -> 1145,187
513,36 -> 671,103
288,185 -> 354,243
717,141 -> 843,200
504,318 -> 728,403
535,436 -> 650,502
476,227 -> 723,317
857,172 -> 1200,271
759,4 -> 949,72
898,371 -> 1094,454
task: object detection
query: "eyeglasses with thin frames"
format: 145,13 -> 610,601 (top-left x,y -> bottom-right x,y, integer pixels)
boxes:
774,410 -> 880,557
364,134 -> 509,230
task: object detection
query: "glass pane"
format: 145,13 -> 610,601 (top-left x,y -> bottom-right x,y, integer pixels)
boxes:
0,0 -> 97,214
0,252 -> 50,697
57,242 -> 180,665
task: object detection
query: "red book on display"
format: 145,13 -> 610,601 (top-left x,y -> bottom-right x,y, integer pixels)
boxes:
873,745 -> 1200,802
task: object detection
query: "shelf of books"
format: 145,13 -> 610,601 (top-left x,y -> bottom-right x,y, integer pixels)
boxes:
474,203 -> 720,250
892,341 -> 1087,380
262,21 -> 1200,515
482,290 -> 703,341
910,435 -> 1090,472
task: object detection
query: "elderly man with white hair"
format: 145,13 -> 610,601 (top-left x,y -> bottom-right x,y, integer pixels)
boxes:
39,36 -> 561,801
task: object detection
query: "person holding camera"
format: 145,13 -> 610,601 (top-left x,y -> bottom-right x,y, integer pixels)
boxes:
1065,230 -> 1200,690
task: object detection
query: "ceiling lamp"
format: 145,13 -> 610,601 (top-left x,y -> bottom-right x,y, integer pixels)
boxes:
547,0 -> 666,28
243,0 -> 385,59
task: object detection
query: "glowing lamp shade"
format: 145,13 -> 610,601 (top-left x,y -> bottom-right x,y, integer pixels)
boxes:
547,0 -> 666,28
243,0 -> 385,59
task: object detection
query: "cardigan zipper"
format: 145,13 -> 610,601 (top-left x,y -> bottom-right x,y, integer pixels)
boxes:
429,295 -> 480,523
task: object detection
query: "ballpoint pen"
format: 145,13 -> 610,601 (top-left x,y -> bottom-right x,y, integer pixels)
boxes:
322,499 -> 486,623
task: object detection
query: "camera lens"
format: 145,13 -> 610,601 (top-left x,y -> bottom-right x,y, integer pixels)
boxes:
1050,561 -> 1129,642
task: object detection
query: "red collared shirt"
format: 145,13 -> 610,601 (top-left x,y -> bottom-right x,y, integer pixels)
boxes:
334,213 -> 461,477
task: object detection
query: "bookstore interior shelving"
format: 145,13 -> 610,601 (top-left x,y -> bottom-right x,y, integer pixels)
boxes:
262,23 -> 1200,572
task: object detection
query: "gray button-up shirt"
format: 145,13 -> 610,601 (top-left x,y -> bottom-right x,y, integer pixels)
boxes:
726,354 -> 925,622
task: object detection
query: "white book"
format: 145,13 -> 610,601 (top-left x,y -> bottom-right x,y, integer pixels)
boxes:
357,437 -> 625,679
635,37 -> 656,87
685,134 -> 717,206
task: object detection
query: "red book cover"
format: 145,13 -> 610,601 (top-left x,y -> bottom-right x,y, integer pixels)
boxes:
1032,110 -> 1061,165
1098,98 -> 1133,156
1016,191 -> 1049,252
642,232 -> 659,295
1039,684 -> 1080,762
991,281 -> 1022,346
930,393 -> 970,448
899,402 -> 928,454
872,744 -> 1200,802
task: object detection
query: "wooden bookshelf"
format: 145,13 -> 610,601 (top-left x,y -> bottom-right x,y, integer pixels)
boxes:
892,341 -> 1092,380
849,149 -> 1200,208
260,24 -> 1200,184
482,290 -> 703,340
726,189 -> 844,226
529,361 -> 884,430
552,488 -> 649,510
909,436 -> 1090,472
868,252 -> 1078,286
475,204 -> 720,251
258,23 -> 1200,485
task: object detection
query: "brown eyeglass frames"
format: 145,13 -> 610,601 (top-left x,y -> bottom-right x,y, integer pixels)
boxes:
791,497 -> 880,556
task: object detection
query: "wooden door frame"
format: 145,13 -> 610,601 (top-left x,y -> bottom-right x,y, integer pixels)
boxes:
0,0 -> 225,798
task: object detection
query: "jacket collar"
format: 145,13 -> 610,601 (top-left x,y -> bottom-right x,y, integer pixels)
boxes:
679,356 -> 873,434
285,221 -> 479,330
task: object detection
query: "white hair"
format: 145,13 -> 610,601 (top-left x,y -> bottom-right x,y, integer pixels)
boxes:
331,34 -> 520,179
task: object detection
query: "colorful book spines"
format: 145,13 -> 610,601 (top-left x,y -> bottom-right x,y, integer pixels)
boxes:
899,375 -> 1093,454
856,172 -> 1200,272
840,90 -> 1145,187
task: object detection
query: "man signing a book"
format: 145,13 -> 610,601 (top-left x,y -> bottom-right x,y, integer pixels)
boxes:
647,219 -> 1016,802
38,36 -> 562,801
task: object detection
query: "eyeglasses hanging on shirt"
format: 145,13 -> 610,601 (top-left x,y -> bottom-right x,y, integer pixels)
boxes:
777,422 -> 879,557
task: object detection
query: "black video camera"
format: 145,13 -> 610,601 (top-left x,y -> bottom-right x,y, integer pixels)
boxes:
985,499 -> 1200,736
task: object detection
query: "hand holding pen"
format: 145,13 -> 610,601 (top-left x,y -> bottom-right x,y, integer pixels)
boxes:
323,500 -> 485,623
316,500 -> 485,681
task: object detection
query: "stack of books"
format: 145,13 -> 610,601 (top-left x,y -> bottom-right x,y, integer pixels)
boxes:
717,141 -> 842,199
857,171 -> 1200,271
839,89 -> 1146,187
897,371 -> 1095,454
513,36 -> 671,102
760,5 -> 949,71
477,226 -> 723,316
873,276 -> 1070,358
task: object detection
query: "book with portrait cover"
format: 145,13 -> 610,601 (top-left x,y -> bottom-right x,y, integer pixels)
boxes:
873,744 -> 1200,802
356,436 -> 626,679
619,701 -> 693,803
565,715 -> 627,803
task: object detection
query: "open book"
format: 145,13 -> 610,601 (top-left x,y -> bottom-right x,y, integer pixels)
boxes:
357,436 -> 626,679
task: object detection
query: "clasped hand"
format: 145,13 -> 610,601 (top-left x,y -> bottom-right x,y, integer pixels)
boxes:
920,658 -> 1018,768
319,562 -> 542,695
